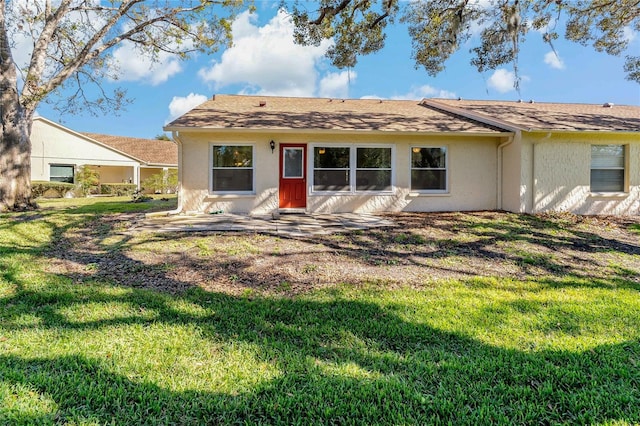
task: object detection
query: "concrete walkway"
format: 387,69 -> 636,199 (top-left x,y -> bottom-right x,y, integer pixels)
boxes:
133,212 -> 397,236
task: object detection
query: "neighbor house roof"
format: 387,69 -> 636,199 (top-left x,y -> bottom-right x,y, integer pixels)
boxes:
425,99 -> 640,133
164,94 -> 508,134
83,133 -> 178,166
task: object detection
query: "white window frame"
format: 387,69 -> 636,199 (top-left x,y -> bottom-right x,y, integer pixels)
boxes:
590,144 -> 627,194
209,143 -> 256,195
310,143 -> 395,195
410,146 -> 449,194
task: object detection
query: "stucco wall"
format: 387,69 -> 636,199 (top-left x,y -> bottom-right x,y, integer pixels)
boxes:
521,132 -> 639,215
85,166 -> 133,184
31,118 -> 139,181
499,134 -> 523,213
176,131 -> 501,214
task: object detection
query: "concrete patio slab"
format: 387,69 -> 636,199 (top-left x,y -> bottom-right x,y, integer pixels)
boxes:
133,212 -> 397,236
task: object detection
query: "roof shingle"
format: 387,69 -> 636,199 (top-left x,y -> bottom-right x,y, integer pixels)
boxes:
164,95 -> 507,134
83,133 -> 177,166
427,99 -> 640,132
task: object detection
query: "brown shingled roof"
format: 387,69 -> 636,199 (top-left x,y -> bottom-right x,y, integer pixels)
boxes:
164,94 -> 507,134
83,133 -> 177,166
426,99 -> 640,132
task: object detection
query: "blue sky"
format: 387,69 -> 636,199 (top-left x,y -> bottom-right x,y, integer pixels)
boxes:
36,1 -> 640,139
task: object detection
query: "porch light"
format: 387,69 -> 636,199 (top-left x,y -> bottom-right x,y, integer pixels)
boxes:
412,147 -> 421,153
269,140 -> 275,153
318,148 -> 326,154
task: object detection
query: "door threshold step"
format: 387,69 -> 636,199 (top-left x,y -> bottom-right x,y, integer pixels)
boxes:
277,209 -> 307,215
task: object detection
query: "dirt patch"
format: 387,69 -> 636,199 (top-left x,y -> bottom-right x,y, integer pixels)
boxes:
44,211 -> 640,296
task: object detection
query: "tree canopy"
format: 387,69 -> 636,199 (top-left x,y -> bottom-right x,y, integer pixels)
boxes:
3,0 -> 244,116
289,0 -> 640,88
0,0 -> 244,211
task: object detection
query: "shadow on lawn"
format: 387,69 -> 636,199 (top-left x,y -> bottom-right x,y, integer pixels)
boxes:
1,208 -> 639,423
1,283 -> 640,424
225,211 -> 640,286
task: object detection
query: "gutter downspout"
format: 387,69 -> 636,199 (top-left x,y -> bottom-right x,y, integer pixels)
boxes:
150,131 -> 183,216
497,133 -> 515,210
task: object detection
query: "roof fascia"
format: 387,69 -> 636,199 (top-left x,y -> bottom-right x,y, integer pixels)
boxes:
164,126 -> 512,138
525,129 -> 640,136
33,116 -> 145,163
141,163 -> 178,168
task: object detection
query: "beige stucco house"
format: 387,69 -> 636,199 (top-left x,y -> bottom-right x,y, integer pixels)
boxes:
426,99 -> 640,215
31,117 -> 177,189
164,95 -> 639,216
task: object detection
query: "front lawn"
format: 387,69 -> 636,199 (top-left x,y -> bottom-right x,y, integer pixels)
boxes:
1,200 -> 639,424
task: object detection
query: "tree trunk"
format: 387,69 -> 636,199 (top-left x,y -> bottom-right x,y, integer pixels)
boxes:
0,109 -> 36,211
0,1 -> 36,211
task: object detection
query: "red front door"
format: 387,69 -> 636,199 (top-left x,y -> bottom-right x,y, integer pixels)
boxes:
279,144 -> 307,209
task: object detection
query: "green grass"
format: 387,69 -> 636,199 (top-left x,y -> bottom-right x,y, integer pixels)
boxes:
37,194 -> 177,213
1,199 -> 639,425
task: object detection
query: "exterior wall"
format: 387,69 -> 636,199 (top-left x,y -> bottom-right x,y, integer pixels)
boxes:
140,167 -> 161,184
30,118 -> 139,182
177,131 -> 501,214
521,132 -> 639,215
85,166 -> 133,184
499,134 -> 522,213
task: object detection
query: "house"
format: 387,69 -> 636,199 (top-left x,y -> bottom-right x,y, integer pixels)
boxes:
163,94 -> 640,216
425,99 -> 640,215
31,117 -> 177,191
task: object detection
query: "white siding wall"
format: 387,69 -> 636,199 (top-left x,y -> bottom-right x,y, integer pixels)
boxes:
31,118 -> 139,182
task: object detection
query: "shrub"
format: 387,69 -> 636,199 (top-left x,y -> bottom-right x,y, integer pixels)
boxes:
141,169 -> 178,194
32,181 -> 75,198
100,183 -> 137,196
75,166 -> 100,196
131,189 -> 153,203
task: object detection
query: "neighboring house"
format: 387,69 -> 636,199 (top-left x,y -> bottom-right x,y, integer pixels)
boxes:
163,94 -> 640,216
31,117 -> 177,191
82,132 -> 178,189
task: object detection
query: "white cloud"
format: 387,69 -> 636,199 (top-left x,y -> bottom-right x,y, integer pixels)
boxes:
390,85 -> 457,100
487,69 -> 518,93
466,0 -> 495,37
318,71 -> 356,98
361,85 -> 456,101
167,93 -> 208,123
622,26 -> 637,43
544,51 -> 565,70
198,9 -> 334,97
110,41 -> 183,85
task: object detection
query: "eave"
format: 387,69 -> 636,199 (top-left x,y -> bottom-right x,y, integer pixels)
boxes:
162,126 -> 512,138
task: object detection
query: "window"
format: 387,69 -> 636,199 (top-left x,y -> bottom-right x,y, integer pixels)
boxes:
50,164 -> 74,183
411,147 -> 447,192
591,145 -> 625,192
283,147 -> 304,178
313,147 -> 350,191
312,146 -> 393,193
211,145 -> 254,193
356,147 -> 392,191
